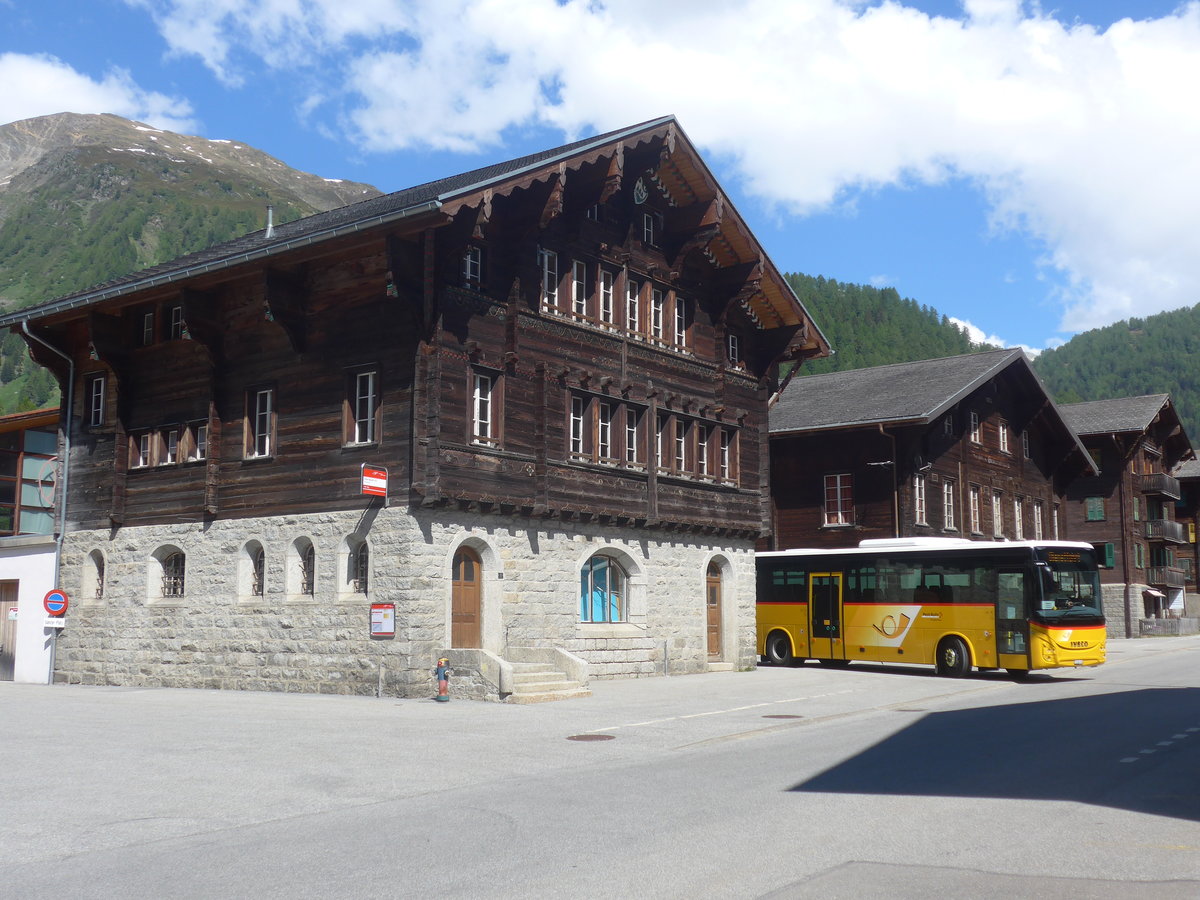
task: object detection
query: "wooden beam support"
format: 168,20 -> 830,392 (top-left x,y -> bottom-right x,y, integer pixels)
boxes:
262,267 -> 307,353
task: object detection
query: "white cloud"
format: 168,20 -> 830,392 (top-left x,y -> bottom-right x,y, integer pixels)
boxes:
949,315 -> 1045,357
0,53 -> 196,132
128,0 -> 1200,336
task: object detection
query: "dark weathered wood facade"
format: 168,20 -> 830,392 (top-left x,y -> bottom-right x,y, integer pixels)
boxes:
767,349 -> 1093,550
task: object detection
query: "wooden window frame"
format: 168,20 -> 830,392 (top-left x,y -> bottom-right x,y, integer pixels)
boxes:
1033,501 -> 1044,540
992,489 -> 1004,536
1013,496 -> 1024,540
673,295 -> 691,349
141,310 -> 155,347
539,248 -> 558,310
167,304 -> 185,341
719,428 -> 737,484
942,479 -> 956,531
969,411 -> 981,444
625,407 -> 644,468
625,279 -> 640,334
968,484 -> 982,534
1085,496 -> 1105,521
726,333 -> 740,367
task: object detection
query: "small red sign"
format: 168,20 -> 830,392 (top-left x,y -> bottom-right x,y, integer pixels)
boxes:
361,464 -> 388,498
43,589 -> 69,616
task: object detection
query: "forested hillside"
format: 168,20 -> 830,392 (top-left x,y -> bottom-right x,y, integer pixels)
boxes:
0,113 -> 379,413
1032,305 -> 1200,442
786,273 -> 997,375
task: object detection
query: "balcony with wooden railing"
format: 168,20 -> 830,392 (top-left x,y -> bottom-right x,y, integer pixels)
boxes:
1147,566 -> 1186,588
1139,472 -> 1181,499
1145,518 -> 1188,544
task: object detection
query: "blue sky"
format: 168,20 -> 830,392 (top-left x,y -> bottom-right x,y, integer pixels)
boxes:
2,0 -> 1197,353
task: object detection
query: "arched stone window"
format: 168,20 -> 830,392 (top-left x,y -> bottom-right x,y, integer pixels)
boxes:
239,540 -> 266,599
580,554 -> 627,623
161,551 -> 185,597
350,541 -> 369,594
288,537 -> 316,598
82,549 -> 106,602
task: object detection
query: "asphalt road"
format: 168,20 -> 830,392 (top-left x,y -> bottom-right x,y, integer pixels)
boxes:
2,635 -> 1199,898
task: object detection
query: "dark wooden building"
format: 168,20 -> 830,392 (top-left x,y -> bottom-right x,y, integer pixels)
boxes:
1059,395 -> 1195,637
767,348 -> 1093,551
1,116 -> 829,698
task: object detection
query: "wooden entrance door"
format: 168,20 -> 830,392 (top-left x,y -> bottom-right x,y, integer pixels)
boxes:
0,580 -> 17,681
706,563 -> 722,658
451,548 -> 482,648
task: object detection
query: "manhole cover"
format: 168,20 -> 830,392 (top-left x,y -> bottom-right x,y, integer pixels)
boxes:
762,714 -> 803,719
567,733 -> 615,741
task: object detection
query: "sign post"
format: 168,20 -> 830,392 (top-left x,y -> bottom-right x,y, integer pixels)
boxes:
43,589 -> 69,684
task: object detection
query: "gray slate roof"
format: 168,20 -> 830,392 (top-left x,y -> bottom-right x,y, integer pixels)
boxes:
770,347 -> 1031,434
1174,458 -> 1200,480
1058,394 -> 1171,436
0,117 -> 678,328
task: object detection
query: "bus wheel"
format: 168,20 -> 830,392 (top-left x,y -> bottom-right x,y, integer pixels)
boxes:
765,632 -> 794,667
936,637 -> 971,677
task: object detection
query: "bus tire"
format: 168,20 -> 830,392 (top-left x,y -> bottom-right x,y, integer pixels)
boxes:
765,631 -> 795,667
936,637 -> 971,677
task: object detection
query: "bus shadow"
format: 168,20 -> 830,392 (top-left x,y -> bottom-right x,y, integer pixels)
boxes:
790,687 -> 1200,822
762,660 -> 1093,683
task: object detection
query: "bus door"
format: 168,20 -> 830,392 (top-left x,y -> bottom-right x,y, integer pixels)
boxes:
809,573 -> 844,660
995,568 -> 1031,667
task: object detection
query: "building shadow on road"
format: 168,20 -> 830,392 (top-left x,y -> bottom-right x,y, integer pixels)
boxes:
791,687 -> 1200,822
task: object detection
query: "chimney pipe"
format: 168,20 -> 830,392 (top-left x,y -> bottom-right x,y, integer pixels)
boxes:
265,205 -> 275,239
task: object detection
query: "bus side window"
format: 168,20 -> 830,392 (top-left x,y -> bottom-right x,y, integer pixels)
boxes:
998,571 -> 1027,619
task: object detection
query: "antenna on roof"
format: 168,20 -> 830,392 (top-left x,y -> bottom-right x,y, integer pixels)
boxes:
265,205 -> 275,239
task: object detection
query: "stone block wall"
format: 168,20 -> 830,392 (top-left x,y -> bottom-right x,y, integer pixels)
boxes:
53,506 -> 757,698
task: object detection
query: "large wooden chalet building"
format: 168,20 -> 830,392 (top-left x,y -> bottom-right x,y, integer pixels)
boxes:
1,117 -> 829,699
767,349 -> 1094,550
1059,394 -> 1195,638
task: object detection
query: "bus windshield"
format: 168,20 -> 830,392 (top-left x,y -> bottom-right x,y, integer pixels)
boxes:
1035,549 -> 1103,622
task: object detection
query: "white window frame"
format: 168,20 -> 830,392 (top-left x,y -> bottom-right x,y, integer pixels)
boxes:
572,260 -> 587,317
626,280 -> 639,333
168,305 -> 184,340
133,432 -> 151,469
463,245 -> 483,289
674,296 -> 689,347
719,429 -> 734,482
248,388 -> 274,459
540,248 -> 558,309
352,370 -> 378,444
87,375 -> 105,427
651,289 -> 664,341
1013,496 -> 1024,540
472,373 -> 494,445
697,427 -> 710,477
913,474 -> 927,525
599,270 -> 614,325
625,409 -> 642,466
992,490 -> 1004,536
1022,430 -> 1031,459
999,422 -> 1010,453
190,423 -> 208,462
727,334 -> 740,366
942,480 -> 955,530
824,473 -> 854,526
141,311 -> 155,346
1033,501 -> 1044,540
164,429 -> 179,465
970,411 -> 981,443
969,484 -> 981,534
597,402 -> 614,462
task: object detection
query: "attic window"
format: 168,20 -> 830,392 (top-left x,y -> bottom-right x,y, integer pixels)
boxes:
462,245 -> 483,290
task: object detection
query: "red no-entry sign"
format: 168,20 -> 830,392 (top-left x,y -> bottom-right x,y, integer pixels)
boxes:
43,589 -> 69,616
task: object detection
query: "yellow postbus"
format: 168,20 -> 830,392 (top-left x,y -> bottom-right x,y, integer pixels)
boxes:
757,538 -> 1106,677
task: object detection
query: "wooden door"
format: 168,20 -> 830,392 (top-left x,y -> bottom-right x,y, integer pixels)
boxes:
706,563 -> 722,658
451,548 -> 482,649
0,581 -> 17,681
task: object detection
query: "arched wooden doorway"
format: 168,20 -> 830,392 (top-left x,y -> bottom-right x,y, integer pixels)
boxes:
706,562 -> 722,658
451,547 -> 482,648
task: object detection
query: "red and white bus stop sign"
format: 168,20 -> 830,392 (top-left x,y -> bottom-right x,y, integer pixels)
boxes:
43,589 -> 69,616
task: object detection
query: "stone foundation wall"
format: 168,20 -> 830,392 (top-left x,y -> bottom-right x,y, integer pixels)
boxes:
54,507 -> 757,697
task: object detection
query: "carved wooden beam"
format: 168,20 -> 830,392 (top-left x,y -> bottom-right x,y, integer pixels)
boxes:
179,288 -> 222,362
262,266 -> 307,353
600,143 -> 625,203
539,164 -> 567,229
471,189 -> 493,241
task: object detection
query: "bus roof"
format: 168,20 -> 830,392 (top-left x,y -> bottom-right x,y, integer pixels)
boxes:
757,538 -> 1096,559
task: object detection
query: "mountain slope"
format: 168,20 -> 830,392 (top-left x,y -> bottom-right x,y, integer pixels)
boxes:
1032,305 -> 1200,443
0,112 -> 381,411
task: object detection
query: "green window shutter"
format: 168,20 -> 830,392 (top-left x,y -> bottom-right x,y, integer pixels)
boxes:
1086,497 -> 1105,521
1104,542 -> 1115,568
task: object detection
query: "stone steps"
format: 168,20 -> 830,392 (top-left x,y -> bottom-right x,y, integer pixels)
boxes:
506,662 -> 590,703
